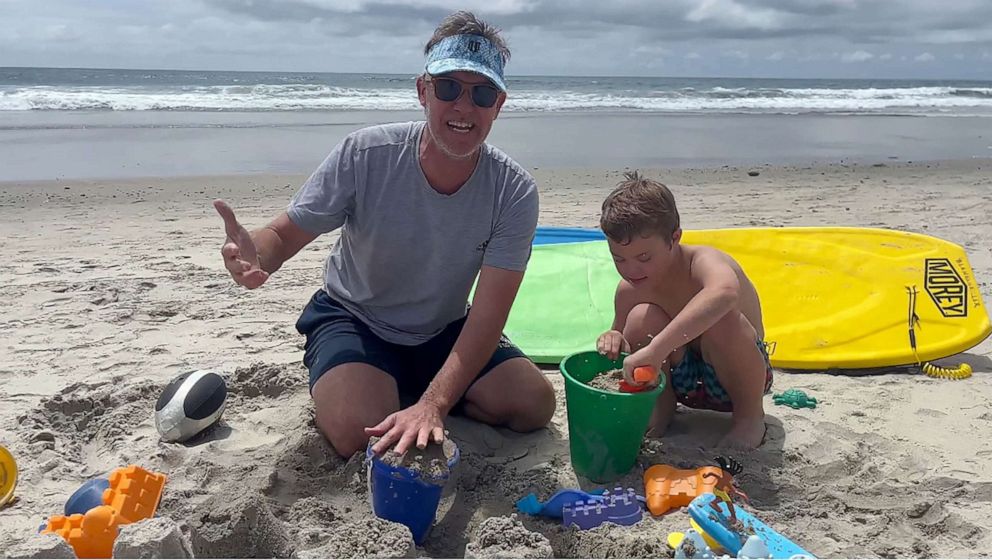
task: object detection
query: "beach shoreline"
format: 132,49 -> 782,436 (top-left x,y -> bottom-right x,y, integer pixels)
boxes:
2,159 -> 991,557
2,110 -> 991,181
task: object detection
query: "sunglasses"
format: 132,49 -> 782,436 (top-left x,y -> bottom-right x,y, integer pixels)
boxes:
428,76 -> 500,109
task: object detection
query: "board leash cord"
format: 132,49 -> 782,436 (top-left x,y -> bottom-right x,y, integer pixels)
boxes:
906,285 -> 973,380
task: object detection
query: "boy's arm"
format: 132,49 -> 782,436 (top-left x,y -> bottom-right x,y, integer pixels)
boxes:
639,251 -> 740,366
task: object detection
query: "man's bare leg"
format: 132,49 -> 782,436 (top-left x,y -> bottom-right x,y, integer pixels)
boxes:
311,363 -> 400,457
622,303 -> 685,437
462,357 -> 555,432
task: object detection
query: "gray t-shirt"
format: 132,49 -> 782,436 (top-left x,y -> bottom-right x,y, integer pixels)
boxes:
287,121 -> 539,345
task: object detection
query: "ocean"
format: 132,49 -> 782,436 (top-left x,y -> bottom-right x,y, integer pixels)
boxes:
2,67 -> 991,180
3,67 -> 992,115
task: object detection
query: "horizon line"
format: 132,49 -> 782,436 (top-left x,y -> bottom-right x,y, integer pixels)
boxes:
2,64 -> 990,83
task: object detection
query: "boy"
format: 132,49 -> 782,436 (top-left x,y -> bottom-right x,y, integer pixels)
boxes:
595,171 -> 772,448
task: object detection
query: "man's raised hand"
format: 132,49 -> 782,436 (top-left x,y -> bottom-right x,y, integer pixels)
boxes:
214,199 -> 270,289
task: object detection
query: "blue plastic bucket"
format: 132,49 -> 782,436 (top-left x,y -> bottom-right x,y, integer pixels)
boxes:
366,440 -> 460,545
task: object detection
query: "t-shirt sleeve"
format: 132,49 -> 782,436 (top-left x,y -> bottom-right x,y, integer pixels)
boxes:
286,136 -> 358,235
482,174 -> 539,272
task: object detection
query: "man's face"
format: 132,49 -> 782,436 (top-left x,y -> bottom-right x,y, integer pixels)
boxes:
417,70 -> 506,159
607,230 -> 682,286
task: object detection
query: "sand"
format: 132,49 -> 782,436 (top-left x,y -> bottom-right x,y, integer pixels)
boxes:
1,159 -> 991,558
586,368 -> 625,392
378,438 -> 458,482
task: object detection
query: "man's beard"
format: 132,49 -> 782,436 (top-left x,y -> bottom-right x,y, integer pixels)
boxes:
425,106 -> 479,160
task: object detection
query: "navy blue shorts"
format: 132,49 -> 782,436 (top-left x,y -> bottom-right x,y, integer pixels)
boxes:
296,290 -> 529,408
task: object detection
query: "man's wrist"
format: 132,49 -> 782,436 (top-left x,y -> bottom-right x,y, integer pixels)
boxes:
419,392 -> 451,416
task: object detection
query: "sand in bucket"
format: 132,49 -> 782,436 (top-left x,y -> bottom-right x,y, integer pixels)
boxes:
561,351 -> 665,483
366,437 -> 459,545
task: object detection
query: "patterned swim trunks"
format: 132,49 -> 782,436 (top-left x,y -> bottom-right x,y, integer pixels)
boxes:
669,340 -> 774,412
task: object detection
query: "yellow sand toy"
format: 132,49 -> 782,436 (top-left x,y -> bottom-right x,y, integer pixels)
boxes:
40,465 -> 167,559
0,444 -> 17,509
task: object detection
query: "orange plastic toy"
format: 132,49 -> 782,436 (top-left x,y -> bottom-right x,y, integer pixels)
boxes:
41,466 -> 167,558
104,465 -> 167,523
42,505 -> 121,559
633,366 -> 658,384
643,464 -> 723,516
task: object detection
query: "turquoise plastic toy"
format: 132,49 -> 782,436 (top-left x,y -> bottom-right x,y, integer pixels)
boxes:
772,389 -> 817,409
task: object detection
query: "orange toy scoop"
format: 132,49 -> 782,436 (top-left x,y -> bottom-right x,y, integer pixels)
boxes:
633,366 -> 658,384
643,464 -> 723,516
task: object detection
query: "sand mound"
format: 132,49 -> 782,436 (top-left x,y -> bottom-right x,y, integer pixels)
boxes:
464,515 -> 553,558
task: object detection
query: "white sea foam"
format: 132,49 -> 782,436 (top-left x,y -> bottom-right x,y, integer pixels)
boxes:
2,84 -> 991,115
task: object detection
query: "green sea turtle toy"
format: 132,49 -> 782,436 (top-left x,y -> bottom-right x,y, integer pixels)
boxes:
772,389 -> 817,409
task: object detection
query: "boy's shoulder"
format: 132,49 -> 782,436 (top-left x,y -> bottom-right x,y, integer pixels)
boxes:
686,244 -> 750,279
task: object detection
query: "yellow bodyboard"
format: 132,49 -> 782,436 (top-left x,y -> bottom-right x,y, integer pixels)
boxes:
506,227 -> 991,370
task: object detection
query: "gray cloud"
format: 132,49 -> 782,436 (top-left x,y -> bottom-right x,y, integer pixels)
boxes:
0,0 -> 990,78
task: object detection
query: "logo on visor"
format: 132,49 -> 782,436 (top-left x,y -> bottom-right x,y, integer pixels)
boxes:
468,40 -> 481,53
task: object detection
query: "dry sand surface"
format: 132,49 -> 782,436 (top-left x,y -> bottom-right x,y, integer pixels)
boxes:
1,159 -> 991,558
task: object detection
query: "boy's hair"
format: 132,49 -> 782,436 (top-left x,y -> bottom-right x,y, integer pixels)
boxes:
600,171 -> 680,244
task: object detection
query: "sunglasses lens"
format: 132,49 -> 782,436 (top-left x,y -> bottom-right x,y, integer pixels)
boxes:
471,85 -> 499,108
433,78 -> 462,102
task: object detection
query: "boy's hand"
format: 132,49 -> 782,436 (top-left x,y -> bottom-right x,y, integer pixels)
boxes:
597,330 -> 630,360
622,344 -> 666,387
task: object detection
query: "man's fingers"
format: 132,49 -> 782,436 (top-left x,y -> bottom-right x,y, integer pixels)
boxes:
431,427 -> 444,444
371,431 -> 399,455
241,270 -> 269,289
221,242 -> 241,260
393,430 -> 417,456
366,415 -> 395,437
369,423 -> 400,455
416,428 -> 431,450
213,199 -> 244,239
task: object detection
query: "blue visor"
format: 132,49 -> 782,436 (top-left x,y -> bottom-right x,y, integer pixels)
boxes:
425,34 -> 507,92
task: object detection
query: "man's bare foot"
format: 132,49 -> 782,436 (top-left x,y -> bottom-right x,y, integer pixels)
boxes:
718,417 -> 766,448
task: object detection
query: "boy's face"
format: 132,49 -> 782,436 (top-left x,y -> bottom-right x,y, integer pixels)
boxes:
607,230 -> 681,286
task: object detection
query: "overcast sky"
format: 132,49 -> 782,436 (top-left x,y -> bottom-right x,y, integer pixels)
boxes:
2,0 -> 991,79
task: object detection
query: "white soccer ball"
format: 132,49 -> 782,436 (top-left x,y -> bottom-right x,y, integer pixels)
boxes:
154,370 -> 227,443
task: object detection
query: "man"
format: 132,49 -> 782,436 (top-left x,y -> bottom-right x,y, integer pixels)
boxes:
214,11 -> 556,458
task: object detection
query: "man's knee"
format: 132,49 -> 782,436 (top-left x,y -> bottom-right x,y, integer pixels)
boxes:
519,368 -> 556,429
310,363 -> 399,458
315,411 -> 370,458
623,303 -> 671,350
466,359 -> 556,431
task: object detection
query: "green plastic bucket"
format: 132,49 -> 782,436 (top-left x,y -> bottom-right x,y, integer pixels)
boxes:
560,351 -> 665,483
